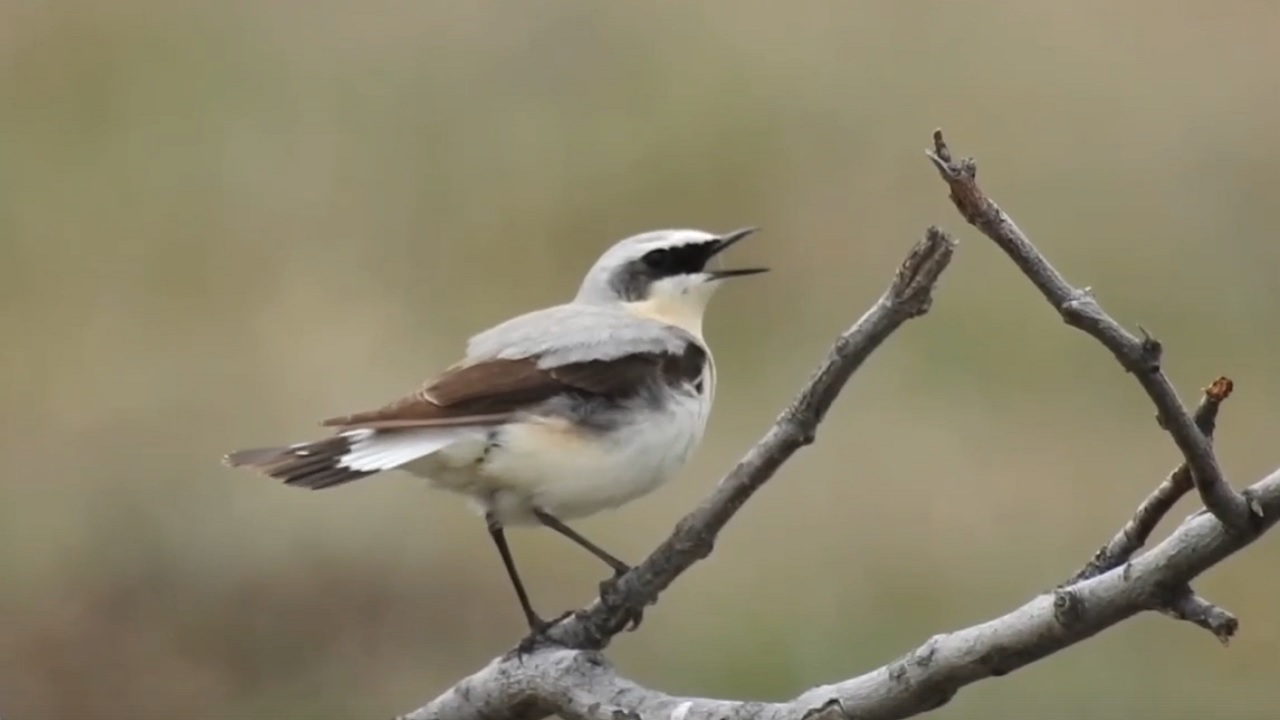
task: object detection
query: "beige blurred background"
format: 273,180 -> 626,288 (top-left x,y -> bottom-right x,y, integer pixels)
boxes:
3,1 -> 1280,718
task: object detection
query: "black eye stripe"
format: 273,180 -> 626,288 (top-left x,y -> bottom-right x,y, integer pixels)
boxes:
642,248 -> 675,271
641,242 -> 717,276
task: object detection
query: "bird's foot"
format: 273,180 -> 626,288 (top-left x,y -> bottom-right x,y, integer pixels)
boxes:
598,570 -> 644,632
512,610 -> 574,658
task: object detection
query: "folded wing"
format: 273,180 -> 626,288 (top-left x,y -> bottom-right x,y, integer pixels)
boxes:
225,309 -> 706,491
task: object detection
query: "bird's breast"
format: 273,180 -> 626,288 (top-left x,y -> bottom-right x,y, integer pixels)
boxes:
479,386 -> 712,523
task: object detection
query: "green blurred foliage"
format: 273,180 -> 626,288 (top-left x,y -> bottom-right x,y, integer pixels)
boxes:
2,2 -> 1280,718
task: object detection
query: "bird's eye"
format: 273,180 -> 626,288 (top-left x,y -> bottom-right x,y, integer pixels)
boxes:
642,248 -> 676,272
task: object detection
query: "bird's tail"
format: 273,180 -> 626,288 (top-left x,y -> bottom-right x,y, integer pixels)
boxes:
223,428 -> 471,490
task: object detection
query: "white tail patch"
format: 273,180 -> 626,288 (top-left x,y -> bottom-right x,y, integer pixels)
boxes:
336,428 -> 472,472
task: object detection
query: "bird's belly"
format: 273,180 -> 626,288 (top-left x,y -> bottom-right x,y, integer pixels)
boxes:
477,398 -> 708,525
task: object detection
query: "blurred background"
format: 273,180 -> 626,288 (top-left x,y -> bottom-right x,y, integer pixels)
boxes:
3,1 -> 1280,718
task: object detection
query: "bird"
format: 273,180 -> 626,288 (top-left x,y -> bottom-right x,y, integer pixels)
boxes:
223,226 -> 767,638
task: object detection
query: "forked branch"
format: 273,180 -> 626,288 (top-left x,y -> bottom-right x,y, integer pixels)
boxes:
925,129 -> 1258,641
1069,376 -> 1234,585
392,135 -> 1277,720
926,131 -> 1257,538
401,468 -> 1280,720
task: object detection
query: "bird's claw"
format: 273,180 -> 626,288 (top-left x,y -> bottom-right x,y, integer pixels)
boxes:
512,610 -> 574,658
598,572 -> 644,632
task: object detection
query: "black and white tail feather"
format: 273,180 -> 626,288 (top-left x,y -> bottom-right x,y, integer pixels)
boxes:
223,427 -> 469,490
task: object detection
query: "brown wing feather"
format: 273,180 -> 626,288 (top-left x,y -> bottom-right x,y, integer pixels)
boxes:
319,358 -> 557,429
320,344 -> 707,430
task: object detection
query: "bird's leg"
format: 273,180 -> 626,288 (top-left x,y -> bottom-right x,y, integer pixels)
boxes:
531,508 -> 631,573
487,514 -> 578,655
487,516 -> 576,655
486,513 -> 554,633
532,508 -> 644,632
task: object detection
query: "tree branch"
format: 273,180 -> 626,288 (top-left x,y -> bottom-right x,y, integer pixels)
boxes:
400,469 -> 1280,720
1062,376 -> 1238,643
1160,587 -> 1239,645
1069,376 -> 1235,584
391,134 -> 1279,720
925,130 -> 1257,537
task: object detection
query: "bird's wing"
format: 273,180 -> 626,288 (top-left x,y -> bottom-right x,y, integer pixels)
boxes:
320,305 -> 705,431
466,303 -> 694,366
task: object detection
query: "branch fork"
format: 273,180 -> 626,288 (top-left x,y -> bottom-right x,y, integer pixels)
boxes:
393,133 -> 1278,720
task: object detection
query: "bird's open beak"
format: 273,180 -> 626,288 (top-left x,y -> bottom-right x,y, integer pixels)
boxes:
705,226 -> 769,279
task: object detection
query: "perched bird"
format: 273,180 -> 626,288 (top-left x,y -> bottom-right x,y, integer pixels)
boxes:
224,227 -> 767,635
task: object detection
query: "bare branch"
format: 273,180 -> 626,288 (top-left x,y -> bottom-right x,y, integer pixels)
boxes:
1160,588 -> 1239,645
1067,376 -> 1235,643
399,469 -> 1280,720
1070,376 -> 1236,584
391,136 -> 1278,720
528,227 -> 957,652
925,130 -> 1257,536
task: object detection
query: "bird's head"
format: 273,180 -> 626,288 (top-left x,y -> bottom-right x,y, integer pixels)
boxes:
575,227 -> 767,335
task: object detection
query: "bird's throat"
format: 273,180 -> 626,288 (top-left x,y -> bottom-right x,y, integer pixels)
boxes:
622,296 -> 707,338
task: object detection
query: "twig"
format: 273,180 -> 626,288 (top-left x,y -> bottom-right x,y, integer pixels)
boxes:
397,468 -> 1280,720
925,130 -> 1256,537
526,227 -> 956,652
924,132 -> 1249,642
1070,376 -> 1235,584
1160,588 -> 1239,646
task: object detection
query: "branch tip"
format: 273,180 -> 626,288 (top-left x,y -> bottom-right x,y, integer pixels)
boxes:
889,227 -> 956,314
1161,590 -> 1239,645
1204,376 -> 1234,403
930,128 -> 951,163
